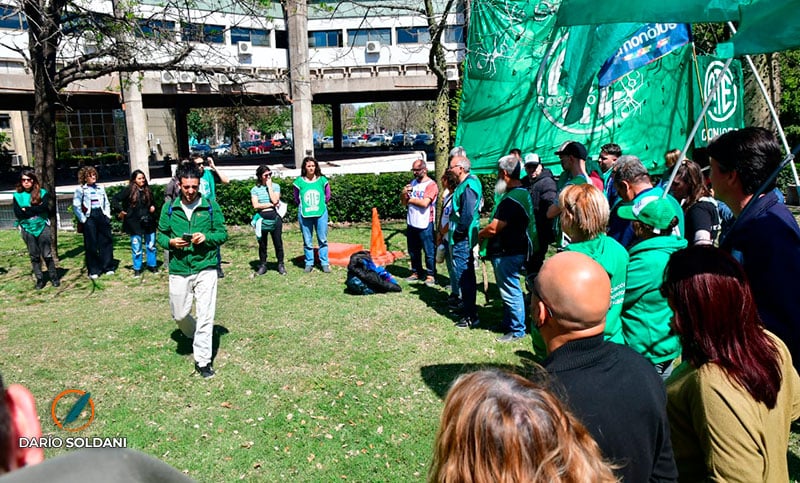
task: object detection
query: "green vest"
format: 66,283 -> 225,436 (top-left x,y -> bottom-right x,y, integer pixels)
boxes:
293,176 -> 328,218
13,189 -> 48,237
480,186 -> 538,257
449,175 -> 482,248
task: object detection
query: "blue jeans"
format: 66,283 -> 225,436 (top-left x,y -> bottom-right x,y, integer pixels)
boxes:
451,240 -> 477,319
131,233 -> 157,270
491,254 -> 527,337
444,244 -> 459,297
407,224 -> 435,278
299,211 -> 329,267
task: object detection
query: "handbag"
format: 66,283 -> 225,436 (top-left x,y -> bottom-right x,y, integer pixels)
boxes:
261,217 -> 277,232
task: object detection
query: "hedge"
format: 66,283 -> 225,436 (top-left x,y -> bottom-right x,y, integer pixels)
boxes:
104,172 -> 499,229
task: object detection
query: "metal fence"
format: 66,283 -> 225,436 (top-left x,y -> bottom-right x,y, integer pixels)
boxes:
0,194 -> 77,231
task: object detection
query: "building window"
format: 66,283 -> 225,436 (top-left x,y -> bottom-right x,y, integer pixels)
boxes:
0,5 -> 25,30
57,109 -> 125,156
0,115 -> 10,130
181,22 -> 225,44
347,28 -> 390,47
309,30 -> 342,48
136,19 -> 175,39
397,26 -> 430,44
231,27 -> 270,47
445,25 -> 464,43
275,30 -> 288,49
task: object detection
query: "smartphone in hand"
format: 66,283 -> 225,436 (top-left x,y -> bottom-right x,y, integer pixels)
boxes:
182,233 -> 193,242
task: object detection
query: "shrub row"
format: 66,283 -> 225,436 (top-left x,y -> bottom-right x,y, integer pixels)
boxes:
104,172 -> 499,229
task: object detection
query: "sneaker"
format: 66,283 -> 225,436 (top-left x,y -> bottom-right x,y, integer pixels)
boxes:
304,266 -> 313,273
195,363 -> 215,379
496,333 -> 525,343
147,266 -> 158,274
35,279 -> 45,290
322,265 -> 331,273
256,265 -> 267,276
447,296 -> 462,310
104,270 -> 115,276
89,274 -> 100,280
51,278 -> 61,288
405,273 -> 420,283
424,276 -> 436,287
133,269 -> 142,278
277,263 -> 287,275
455,316 -> 479,329
217,268 -> 225,278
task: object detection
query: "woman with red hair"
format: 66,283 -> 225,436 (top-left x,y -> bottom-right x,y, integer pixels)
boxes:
661,246 -> 800,482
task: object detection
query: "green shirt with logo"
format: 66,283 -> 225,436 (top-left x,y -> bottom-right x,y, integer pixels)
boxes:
293,176 -> 329,218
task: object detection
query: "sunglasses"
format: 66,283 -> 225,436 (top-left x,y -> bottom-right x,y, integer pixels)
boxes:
21,178 -> 33,182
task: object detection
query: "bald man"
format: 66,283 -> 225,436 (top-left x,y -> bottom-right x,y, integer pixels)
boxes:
534,252 -> 677,483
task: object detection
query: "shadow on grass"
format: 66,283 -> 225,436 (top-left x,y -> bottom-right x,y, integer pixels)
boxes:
169,324 -> 229,360
420,361 -> 549,400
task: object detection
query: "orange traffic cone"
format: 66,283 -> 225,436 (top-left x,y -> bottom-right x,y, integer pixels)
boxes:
370,208 -> 388,257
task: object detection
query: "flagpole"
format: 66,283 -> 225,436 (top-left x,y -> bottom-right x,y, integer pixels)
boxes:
726,21 -> 800,193
662,57 -> 734,198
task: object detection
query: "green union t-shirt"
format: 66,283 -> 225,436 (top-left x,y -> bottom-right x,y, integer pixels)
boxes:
565,234 -> 629,344
293,176 -> 328,218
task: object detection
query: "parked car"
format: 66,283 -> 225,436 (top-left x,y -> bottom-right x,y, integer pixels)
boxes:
213,143 -> 231,156
190,143 -> 212,156
390,133 -> 414,148
243,140 -> 271,155
342,135 -> 356,148
412,133 -> 434,148
272,138 -> 293,150
364,135 -> 388,147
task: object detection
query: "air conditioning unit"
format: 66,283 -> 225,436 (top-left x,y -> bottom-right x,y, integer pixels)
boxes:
446,69 -> 459,81
365,40 -> 381,54
178,72 -> 195,84
216,73 -> 233,85
84,42 -> 98,55
10,154 -> 22,167
237,41 -> 253,55
194,74 -> 210,84
160,71 -> 178,84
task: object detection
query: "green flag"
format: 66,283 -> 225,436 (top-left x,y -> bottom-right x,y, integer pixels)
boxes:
555,0 -> 747,26
719,0 -> 800,56
692,56 -> 745,147
456,0 -> 692,175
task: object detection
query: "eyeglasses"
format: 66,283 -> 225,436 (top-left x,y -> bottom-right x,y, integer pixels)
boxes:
411,168 -> 424,172
20,178 -> 32,182
448,164 -> 463,171
530,282 -> 555,319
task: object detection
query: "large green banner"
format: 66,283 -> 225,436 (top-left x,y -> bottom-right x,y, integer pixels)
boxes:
455,0 -> 693,175
692,56 -> 745,147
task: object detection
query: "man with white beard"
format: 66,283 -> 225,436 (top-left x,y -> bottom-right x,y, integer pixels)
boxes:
478,155 -> 537,342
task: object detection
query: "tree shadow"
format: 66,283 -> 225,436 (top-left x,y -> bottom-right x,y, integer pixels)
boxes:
420,361 -> 549,400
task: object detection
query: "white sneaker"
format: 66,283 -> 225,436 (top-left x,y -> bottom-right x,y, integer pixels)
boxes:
104,270 -> 115,276
89,274 -> 99,280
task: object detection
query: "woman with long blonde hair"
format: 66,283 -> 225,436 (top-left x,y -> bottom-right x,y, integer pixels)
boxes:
429,370 -> 617,483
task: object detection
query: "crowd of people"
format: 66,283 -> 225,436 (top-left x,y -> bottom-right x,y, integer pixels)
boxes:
9,126 -> 800,480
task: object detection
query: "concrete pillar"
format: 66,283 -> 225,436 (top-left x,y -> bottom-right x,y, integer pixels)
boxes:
122,72 -> 150,178
175,107 -> 190,160
286,0 -> 313,167
331,102 -> 342,151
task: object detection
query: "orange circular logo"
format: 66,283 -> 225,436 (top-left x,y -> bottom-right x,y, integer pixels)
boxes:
51,389 -> 95,432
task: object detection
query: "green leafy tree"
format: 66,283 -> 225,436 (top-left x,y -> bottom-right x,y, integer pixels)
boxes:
187,109 -> 214,143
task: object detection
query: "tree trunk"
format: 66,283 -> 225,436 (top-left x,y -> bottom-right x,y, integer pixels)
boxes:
744,53 -> 781,130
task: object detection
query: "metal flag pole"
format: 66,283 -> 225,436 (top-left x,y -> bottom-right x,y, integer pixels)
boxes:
661,57 -> 734,198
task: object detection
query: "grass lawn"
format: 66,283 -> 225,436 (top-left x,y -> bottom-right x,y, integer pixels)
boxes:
2,222 -> 800,482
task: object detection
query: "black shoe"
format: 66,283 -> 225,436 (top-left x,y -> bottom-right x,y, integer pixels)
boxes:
217,268 -> 225,278
195,363 -> 215,379
133,269 -> 142,278
256,265 -> 267,276
277,263 -> 287,275
455,316 -> 479,329
51,278 -> 61,288
147,266 -> 158,274
496,333 -> 525,343
35,279 -> 45,290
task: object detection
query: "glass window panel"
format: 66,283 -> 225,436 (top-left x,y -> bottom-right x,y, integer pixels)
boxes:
397,26 -> 429,44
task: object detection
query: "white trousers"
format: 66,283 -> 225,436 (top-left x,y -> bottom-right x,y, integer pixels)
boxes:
169,269 -> 218,367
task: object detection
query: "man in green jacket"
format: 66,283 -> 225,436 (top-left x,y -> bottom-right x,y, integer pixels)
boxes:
157,164 -> 228,379
618,195 -> 687,380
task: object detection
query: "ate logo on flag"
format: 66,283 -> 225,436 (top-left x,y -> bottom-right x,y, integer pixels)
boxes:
704,61 -> 738,123
534,33 -> 642,135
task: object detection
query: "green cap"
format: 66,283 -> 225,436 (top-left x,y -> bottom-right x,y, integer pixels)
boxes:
617,195 -> 679,233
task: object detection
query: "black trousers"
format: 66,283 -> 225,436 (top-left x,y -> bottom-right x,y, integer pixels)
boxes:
258,212 -> 284,265
83,209 -> 114,275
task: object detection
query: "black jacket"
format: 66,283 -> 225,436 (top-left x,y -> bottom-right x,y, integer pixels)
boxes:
523,168 -> 557,247
113,186 -> 156,235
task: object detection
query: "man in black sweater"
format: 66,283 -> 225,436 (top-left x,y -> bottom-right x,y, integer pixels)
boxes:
533,251 -> 677,482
